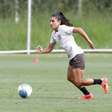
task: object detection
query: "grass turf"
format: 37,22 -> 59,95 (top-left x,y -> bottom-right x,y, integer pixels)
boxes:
0,53 -> 112,112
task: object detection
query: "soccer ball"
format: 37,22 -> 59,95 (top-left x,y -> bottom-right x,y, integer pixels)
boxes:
18,84 -> 32,98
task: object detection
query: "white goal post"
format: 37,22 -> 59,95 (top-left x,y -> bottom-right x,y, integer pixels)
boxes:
27,0 -> 32,55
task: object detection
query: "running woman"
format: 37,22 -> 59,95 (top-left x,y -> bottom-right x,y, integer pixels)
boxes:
36,11 -> 109,100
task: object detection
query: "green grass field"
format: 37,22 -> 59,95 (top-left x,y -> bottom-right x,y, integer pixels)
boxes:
0,53 -> 112,112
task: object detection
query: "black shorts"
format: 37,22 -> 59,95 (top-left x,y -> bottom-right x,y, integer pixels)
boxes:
69,54 -> 85,70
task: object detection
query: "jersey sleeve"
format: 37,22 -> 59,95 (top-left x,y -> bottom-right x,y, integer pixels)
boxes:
59,25 -> 74,34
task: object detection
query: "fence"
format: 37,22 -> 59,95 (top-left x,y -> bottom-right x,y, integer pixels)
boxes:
0,49 -> 112,54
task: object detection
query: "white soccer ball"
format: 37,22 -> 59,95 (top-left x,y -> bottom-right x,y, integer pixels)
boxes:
18,84 -> 32,98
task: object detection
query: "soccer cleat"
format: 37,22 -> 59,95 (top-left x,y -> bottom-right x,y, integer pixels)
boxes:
81,93 -> 94,100
101,78 -> 109,94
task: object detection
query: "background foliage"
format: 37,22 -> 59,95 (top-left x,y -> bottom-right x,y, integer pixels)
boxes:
0,0 -> 112,50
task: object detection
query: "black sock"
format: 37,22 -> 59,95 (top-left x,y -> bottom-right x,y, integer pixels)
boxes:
80,87 -> 90,95
93,79 -> 102,85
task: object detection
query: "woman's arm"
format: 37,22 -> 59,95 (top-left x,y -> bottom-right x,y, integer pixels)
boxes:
36,43 -> 55,54
73,27 -> 95,49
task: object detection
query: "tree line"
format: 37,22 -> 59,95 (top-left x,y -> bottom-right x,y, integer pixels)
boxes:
0,0 -> 112,18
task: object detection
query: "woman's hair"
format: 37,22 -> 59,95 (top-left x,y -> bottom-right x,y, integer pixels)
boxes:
51,11 -> 73,26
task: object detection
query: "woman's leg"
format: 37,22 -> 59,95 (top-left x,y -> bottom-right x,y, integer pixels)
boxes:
67,65 -> 93,100
67,65 -> 94,88
67,65 -> 109,100
71,68 -> 109,93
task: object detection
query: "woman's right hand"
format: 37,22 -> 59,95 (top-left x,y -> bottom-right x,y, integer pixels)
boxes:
36,47 -> 43,54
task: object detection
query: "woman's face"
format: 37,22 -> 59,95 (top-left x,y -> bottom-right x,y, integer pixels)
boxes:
50,16 -> 61,31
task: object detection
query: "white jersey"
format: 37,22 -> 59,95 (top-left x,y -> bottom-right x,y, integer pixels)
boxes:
50,25 -> 84,60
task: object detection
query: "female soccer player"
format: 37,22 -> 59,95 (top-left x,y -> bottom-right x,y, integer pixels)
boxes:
36,11 -> 109,100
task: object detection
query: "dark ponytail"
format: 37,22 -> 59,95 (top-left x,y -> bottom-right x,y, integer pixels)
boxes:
52,11 -> 73,26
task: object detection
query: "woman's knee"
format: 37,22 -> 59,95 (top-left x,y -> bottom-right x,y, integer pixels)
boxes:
67,76 -> 82,87
74,80 -> 82,87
